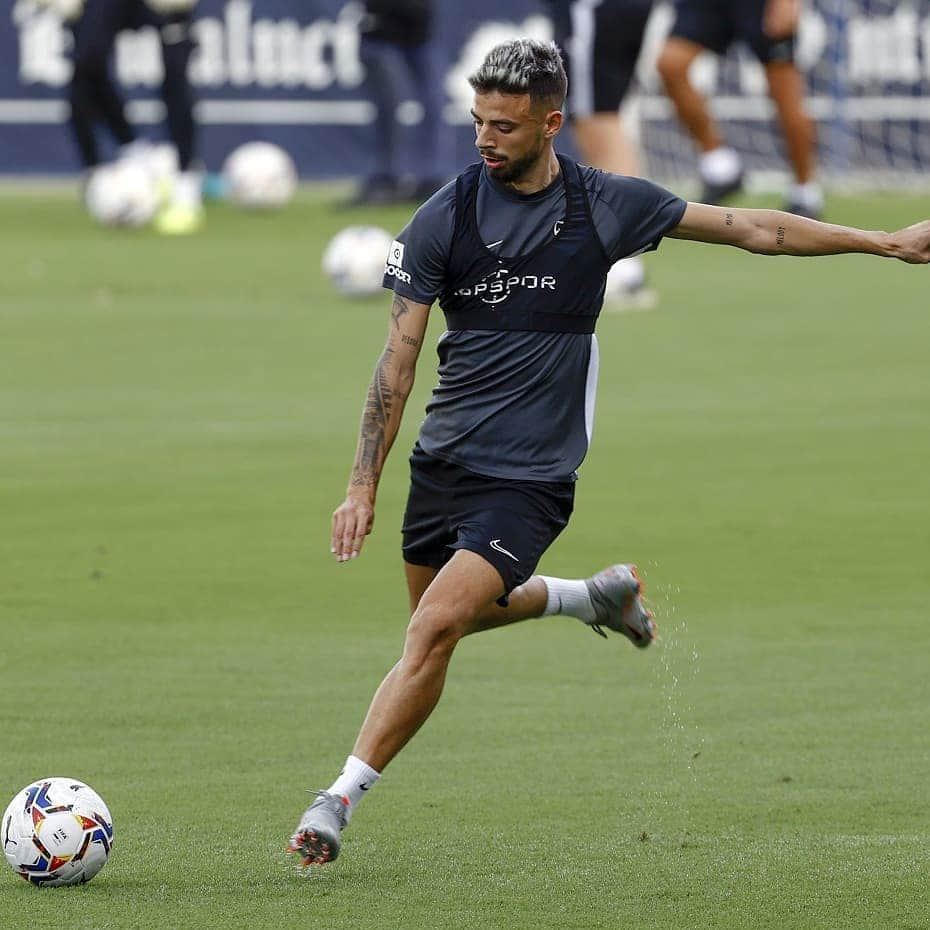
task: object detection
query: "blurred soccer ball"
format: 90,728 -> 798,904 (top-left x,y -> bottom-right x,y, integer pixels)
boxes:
84,160 -> 159,228
323,226 -> 394,297
31,0 -> 85,21
223,142 -> 298,210
3,777 -> 114,887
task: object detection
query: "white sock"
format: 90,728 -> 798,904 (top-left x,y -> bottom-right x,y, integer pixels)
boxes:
699,146 -> 742,185
327,755 -> 380,820
788,181 -> 824,211
539,576 -> 596,622
172,170 -> 203,210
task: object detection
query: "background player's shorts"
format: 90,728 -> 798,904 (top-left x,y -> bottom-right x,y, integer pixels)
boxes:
669,0 -> 796,64
551,0 -> 654,117
402,444 -> 574,599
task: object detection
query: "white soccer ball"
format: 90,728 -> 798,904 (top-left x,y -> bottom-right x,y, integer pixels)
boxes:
322,226 -> 394,297
223,142 -> 298,210
85,160 -> 159,228
3,777 -> 114,887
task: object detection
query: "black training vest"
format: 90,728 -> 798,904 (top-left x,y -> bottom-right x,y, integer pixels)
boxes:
438,155 -> 613,333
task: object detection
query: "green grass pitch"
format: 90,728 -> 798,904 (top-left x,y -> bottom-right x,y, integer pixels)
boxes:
1,185 -> 928,930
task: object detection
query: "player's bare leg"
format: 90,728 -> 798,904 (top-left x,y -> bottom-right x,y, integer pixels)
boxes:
657,37 -> 725,152
352,551 -> 505,770
764,61 -> 822,218
571,113 -> 653,306
288,551 -> 504,865
572,112 -> 640,177
289,555 -> 654,865
657,37 -> 744,203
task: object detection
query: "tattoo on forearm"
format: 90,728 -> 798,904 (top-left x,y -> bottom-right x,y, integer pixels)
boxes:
401,334 -> 420,347
725,213 -> 734,227
351,342 -> 412,487
776,226 -> 786,247
391,293 -> 411,330
353,347 -> 395,486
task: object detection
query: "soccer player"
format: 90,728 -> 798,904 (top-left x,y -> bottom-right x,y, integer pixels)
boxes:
65,0 -> 203,233
545,0 -> 657,304
351,0 -> 448,205
657,0 -> 822,217
287,39 -> 930,867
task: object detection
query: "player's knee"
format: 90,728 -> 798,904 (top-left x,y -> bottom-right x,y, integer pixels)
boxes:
404,601 -> 469,662
657,44 -> 690,85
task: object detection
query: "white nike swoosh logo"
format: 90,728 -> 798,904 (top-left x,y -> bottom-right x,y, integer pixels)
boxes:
484,239 -> 504,250
489,539 -> 519,562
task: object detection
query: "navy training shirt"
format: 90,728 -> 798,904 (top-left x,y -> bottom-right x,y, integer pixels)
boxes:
383,159 -> 686,482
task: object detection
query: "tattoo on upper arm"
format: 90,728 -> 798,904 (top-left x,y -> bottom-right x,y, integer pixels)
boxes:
725,213 -> 734,227
776,226 -> 786,247
391,293 -> 411,330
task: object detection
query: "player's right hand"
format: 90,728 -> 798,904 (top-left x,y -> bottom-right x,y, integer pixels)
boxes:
331,493 -> 375,562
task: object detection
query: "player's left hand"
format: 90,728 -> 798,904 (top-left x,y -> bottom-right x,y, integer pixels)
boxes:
763,0 -> 800,39
889,220 -> 930,264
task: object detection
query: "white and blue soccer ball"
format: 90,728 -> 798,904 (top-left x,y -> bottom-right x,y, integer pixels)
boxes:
322,225 -> 394,297
84,160 -> 160,228
2,777 -> 114,887
223,142 -> 298,210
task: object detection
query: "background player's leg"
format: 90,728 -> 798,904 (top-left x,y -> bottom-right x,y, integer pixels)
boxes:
561,0 -> 652,302
159,18 -> 196,173
353,36 -> 404,205
69,0 -> 136,169
572,113 -> 640,177
764,61 -> 822,218
154,15 -> 203,233
657,37 -> 743,203
657,37 -> 724,155
404,40 -> 450,200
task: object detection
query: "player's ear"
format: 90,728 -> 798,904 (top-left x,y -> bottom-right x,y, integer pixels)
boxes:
544,109 -> 563,139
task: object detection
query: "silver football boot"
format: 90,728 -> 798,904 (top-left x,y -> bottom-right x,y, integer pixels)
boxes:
287,791 -> 349,866
584,564 -> 656,648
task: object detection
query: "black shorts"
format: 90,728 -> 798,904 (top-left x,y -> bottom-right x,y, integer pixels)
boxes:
669,0 -> 796,64
551,0 -> 654,117
401,444 -> 575,598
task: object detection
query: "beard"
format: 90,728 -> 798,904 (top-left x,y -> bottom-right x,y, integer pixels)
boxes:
486,136 -> 547,184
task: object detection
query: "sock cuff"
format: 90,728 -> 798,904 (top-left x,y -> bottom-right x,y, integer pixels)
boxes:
346,755 -> 381,782
538,576 -> 596,622
538,576 -> 562,616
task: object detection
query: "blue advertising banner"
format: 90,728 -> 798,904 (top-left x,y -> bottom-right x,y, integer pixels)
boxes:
3,1 -> 930,181
3,0 -> 554,176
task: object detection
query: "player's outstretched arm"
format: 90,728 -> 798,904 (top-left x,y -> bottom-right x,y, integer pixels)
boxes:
331,294 -> 431,563
668,202 -> 930,264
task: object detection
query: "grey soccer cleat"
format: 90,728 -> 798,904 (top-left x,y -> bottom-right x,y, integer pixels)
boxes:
585,564 -> 656,648
287,790 -> 349,866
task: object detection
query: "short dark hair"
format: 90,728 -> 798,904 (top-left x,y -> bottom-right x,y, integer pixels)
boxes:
468,39 -> 567,110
